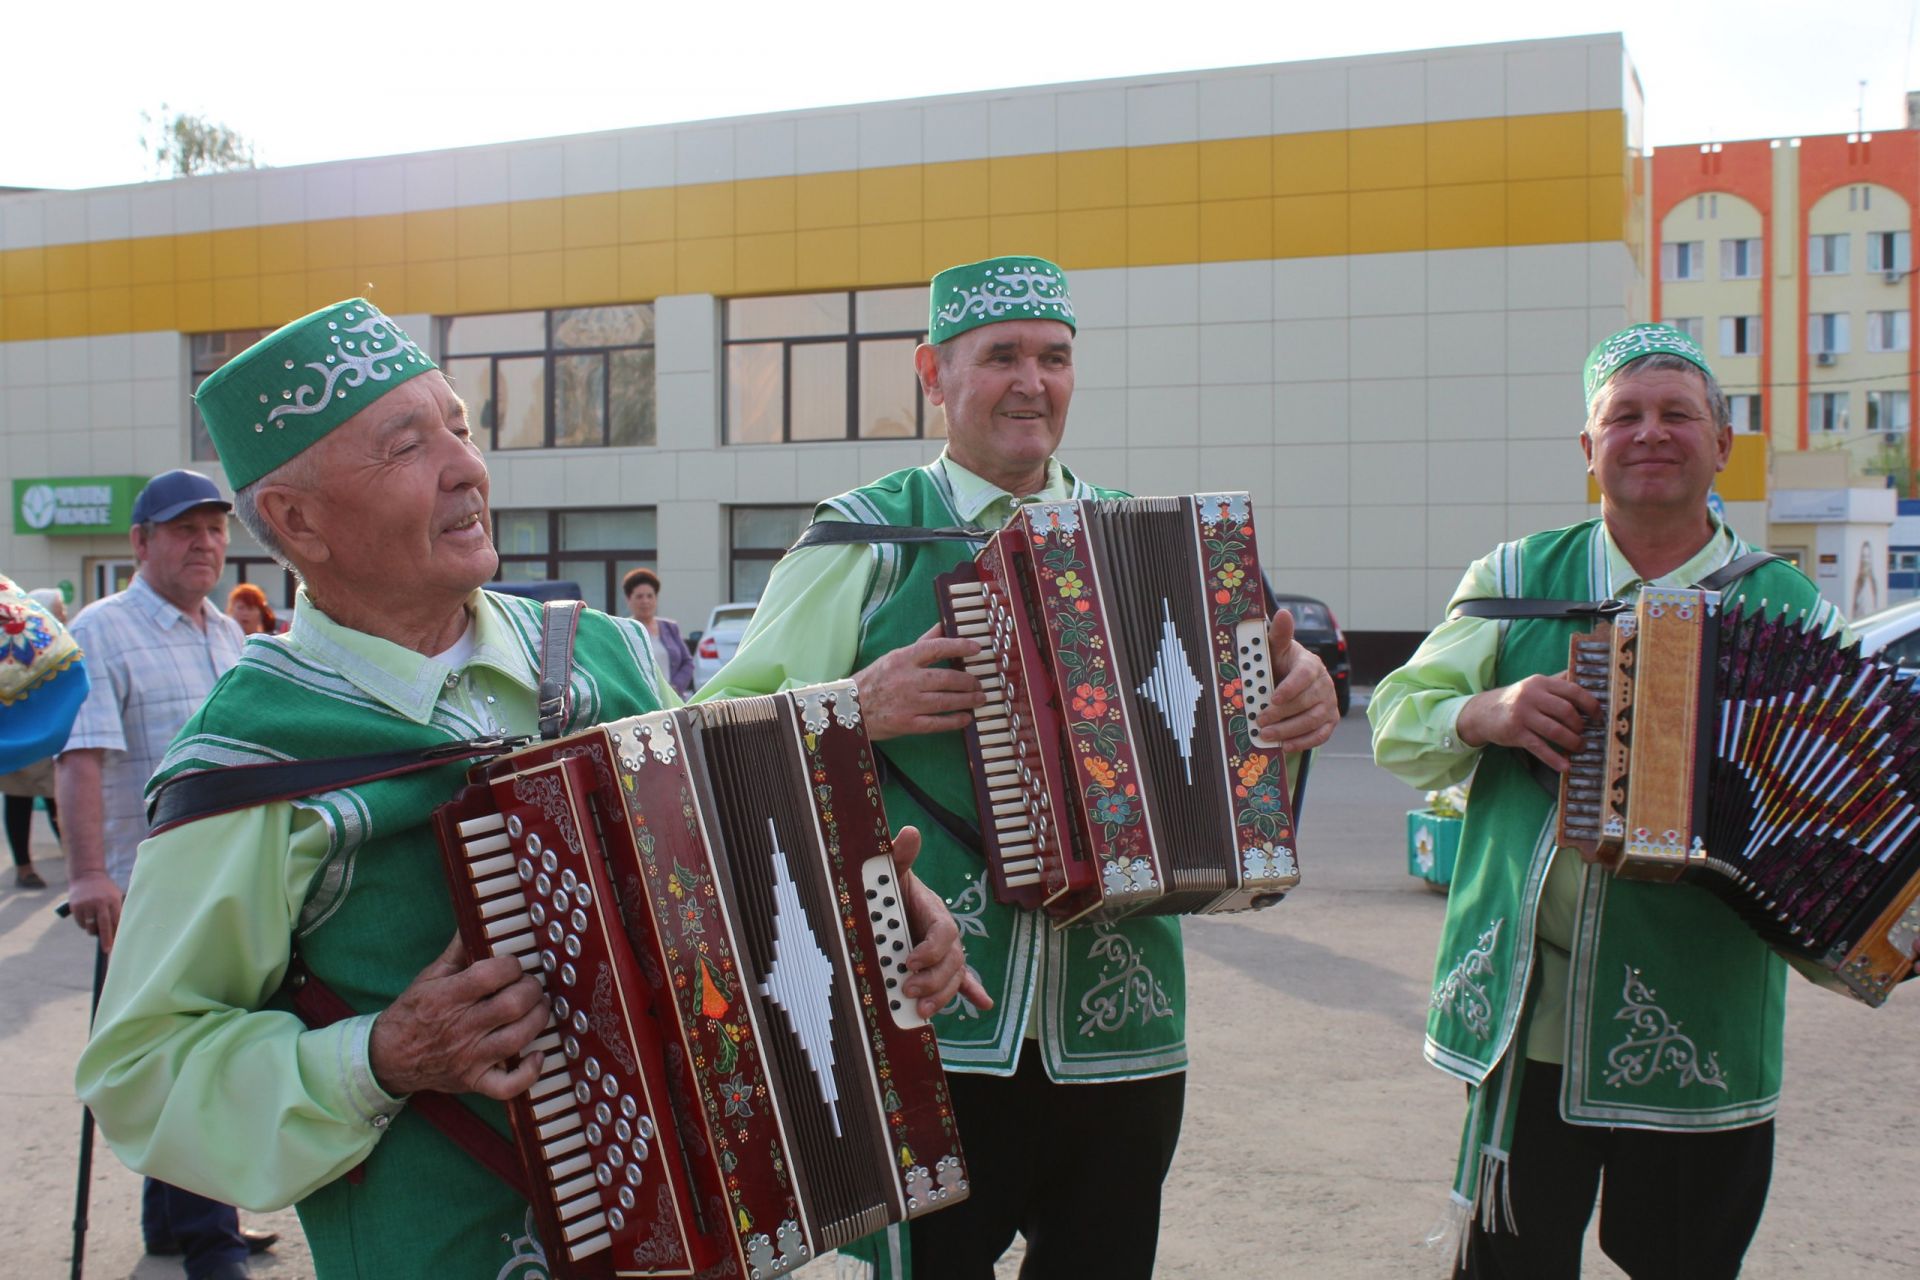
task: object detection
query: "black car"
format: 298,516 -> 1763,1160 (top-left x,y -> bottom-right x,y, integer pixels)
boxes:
1265,585 -> 1352,718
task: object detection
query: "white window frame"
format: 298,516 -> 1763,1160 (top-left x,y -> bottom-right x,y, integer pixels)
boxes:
1728,394 -> 1763,433
1809,313 -> 1851,355
1868,310 -> 1911,353
1720,237 -> 1763,280
1809,233 -> 1852,275
1661,241 -> 1705,282
1869,230 -> 1912,274
1868,389 -> 1911,434
1664,316 -> 1703,344
1719,315 -> 1763,356
1809,390 -> 1850,433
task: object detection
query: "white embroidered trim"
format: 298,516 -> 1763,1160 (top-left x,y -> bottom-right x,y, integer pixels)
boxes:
1604,964 -> 1729,1091
1431,918 -> 1503,1042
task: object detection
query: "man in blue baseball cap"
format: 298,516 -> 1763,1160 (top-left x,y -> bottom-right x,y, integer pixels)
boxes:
58,469 -> 274,1278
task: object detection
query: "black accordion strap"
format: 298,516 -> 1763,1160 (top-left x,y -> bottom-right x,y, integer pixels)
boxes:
873,747 -> 985,859
537,599 -> 584,740
1451,551 -> 1782,623
1694,551 -> 1782,592
789,521 -> 991,551
146,736 -> 527,836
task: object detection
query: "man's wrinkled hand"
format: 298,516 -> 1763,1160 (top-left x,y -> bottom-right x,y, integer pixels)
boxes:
68,871 -> 125,954
1456,672 -> 1602,772
891,826 -> 992,1018
369,933 -> 549,1100
1255,610 -> 1338,752
852,623 -> 985,741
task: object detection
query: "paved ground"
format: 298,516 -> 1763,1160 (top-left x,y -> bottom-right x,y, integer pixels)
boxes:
5,712 -> 1917,1278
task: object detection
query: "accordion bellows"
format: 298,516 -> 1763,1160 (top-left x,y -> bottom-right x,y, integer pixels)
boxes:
1558,587 -> 1920,1005
434,682 -> 967,1278
936,492 -> 1301,925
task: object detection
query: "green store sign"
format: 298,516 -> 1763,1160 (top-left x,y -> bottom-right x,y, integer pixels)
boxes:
12,476 -> 148,536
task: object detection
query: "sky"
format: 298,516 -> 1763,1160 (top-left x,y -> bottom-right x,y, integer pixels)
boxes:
5,0 -> 1920,192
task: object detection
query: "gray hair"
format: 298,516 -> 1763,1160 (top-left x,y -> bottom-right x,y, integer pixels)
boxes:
1586,353 -> 1732,434
231,452 -> 317,573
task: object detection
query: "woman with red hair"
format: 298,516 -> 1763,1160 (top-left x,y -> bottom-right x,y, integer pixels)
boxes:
225,583 -> 279,636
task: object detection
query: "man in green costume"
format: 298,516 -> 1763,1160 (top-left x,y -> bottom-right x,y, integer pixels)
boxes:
75,300 -> 979,1277
701,255 -> 1339,1279
1371,324 -> 1902,1278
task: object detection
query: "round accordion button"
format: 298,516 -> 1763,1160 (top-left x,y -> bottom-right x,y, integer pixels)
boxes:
506,815 -> 524,839
602,1075 -> 619,1098
636,1114 -> 656,1139
575,1081 -> 592,1105
615,1118 -> 632,1142
547,921 -> 565,945
571,908 -> 589,933
575,884 -> 592,909
596,1102 -> 613,1126
620,1096 -> 638,1120
540,951 -> 557,973
608,1208 -> 626,1232
585,1121 -> 604,1145
563,1035 -> 581,1060
541,849 -> 558,874
528,902 -> 547,927
633,1138 -> 649,1163
624,1162 -> 643,1187
560,868 -> 578,893
552,996 -> 571,1020
572,1010 -> 590,1034
516,858 -> 534,882
560,963 -> 577,986
583,1056 -> 601,1080
535,872 -> 553,897
595,1163 -> 613,1186
607,1145 -> 625,1168
564,935 -> 582,958
526,833 -> 544,856
618,1185 -> 636,1210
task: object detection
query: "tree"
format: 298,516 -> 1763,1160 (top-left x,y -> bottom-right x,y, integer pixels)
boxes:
140,105 -> 257,178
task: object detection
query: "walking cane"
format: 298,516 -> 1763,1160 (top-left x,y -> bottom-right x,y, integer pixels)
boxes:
57,901 -> 105,1280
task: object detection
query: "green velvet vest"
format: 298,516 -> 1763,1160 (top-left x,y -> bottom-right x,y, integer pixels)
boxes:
821,461 -> 1188,1083
1430,521 -> 1826,1220
150,593 -> 665,1279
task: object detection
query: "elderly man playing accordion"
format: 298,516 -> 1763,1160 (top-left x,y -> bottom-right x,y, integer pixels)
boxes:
700,254 -> 1339,1280
1369,324 -> 1920,1279
75,301 -> 979,1277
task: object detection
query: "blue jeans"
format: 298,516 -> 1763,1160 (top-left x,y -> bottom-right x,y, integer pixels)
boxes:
142,1177 -> 246,1278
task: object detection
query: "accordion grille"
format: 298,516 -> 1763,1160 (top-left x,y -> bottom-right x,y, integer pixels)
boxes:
1085,499 -> 1238,910
685,700 -> 899,1251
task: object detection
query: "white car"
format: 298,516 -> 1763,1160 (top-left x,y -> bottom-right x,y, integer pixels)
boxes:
1852,598 -> 1920,679
693,602 -> 757,688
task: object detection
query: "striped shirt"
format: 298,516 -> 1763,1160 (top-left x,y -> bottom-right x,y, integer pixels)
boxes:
63,575 -> 245,887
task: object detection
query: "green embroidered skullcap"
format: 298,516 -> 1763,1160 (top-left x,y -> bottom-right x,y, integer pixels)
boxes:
193,299 -> 438,491
1583,323 -> 1715,409
929,256 -> 1076,345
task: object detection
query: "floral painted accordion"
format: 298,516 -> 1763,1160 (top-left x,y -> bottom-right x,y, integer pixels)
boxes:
933,492 -> 1300,926
1557,587 -> 1920,1005
431,682 -> 967,1278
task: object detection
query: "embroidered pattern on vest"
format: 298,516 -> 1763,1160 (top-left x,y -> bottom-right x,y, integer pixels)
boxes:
937,877 -> 990,1022
1604,965 -> 1729,1091
494,1208 -> 550,1278
1431,918 -> 1503,1041
1077,923 -> 1175,1036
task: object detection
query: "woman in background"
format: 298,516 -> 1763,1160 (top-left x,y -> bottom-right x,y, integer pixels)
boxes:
622,567 -> 695,697
226,583 -> 279,636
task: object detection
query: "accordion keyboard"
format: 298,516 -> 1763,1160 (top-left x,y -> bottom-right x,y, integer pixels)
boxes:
1558,629 -> 1615,858
449,796 -> 659,1267
945,579 -> 1045,893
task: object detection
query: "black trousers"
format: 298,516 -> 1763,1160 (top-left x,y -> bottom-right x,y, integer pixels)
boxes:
4,793 -> 57,867
909,1052 -> 1186,1280
1456,1062 -> 1774,1280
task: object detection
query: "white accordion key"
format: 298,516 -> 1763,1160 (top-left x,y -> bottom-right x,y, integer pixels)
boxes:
1236,618 -> 1281,748
861,854 -> 927,1030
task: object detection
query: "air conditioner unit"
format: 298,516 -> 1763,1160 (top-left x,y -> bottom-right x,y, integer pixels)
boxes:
1816,352 -> 1838,366
1886,269 -> 1904,284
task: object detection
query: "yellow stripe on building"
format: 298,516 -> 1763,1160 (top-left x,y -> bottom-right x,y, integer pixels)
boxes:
0,110 -> 1627,341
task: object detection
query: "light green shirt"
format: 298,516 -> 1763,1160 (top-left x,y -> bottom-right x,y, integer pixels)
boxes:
74,587 -> 674,1210
1368,516 -> 1827,1064
697,451 -> 1071,701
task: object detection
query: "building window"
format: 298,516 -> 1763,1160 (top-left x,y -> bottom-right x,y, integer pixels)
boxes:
491,507 -> 657,614
189,329 -> 270,462
1719,316 -> 1763,356
442,307 -> 656,451
728,506 -> 813,603
1664,316 -> 1703,343
1809,391 -> 1850,433
1809,233 -> 1851,275
1869,390 -> 1911,434
1869,231 -> 1912,275
723,289 -> 947,444
1809,313 -> 1850,355
1720,237 -> 1762,279
1660,241 -> 1705,282
1868,310 -> 1911,353
1728,394 -> 1763,433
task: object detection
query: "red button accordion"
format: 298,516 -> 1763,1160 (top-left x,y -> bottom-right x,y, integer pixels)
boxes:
1557,587 -> 1920,1005
431,681 -> 968,1278
934,492 -> 1300,925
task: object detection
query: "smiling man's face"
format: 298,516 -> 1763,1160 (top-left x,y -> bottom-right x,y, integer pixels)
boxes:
922,319 -> 1075,486
1582,363 -> 1731,516
291,370 -> 497,609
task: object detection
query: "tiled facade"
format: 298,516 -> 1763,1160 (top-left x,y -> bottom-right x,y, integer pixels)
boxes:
1,34 -> 1668,667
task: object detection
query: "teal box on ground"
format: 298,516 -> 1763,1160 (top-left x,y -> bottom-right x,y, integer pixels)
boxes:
1407,809 -> 1461,888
